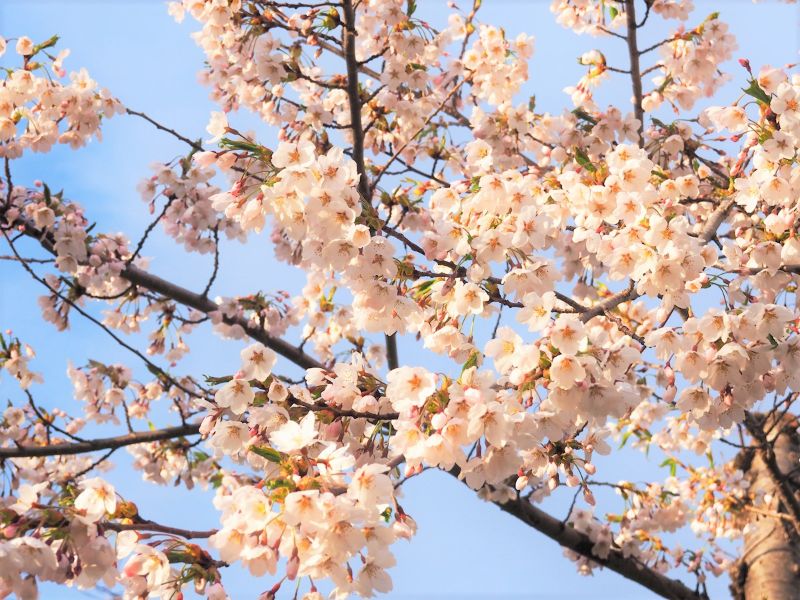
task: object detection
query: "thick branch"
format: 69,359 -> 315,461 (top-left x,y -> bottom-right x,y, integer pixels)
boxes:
123,264 -> 323,370
340,0 -> 400,372
579,281 -> 638,323
103,519 -> 215,539
341,0 -> 369,201
625,0 -> 645,134
0,423 -> 201,458
744,412 -> 800,536
580,197 -> 736,321
497,497 -> 704,599
10,217 -> 323,371
446,470 -> 704,600
289,396 -> 399,421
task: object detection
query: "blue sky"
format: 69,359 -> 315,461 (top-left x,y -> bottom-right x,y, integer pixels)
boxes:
1,1 -> 798,598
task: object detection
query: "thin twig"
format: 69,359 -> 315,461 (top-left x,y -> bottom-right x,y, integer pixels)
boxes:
126,108 -> 203,151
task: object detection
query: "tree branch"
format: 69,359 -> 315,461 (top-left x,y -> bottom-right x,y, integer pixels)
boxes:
446,469 -> 705,600
624,0 -> 644,135
103,519 -> 216,540
341,0 -> 368,202
125,108 -> 203,152
340,0 -> 400,372
496,497 -> 705,599
9,216 -> 324,371
579,197 -> 736,321
289,395 -> 399,421
122,263 -> 323,370
0,423 -> 201,459
744,412 -> 800,537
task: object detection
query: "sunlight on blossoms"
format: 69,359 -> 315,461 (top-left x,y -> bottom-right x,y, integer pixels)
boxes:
1,0 -> 800,598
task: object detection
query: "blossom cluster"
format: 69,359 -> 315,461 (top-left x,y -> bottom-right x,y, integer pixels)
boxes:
0,35 -> 122,158
3,0 -> 800,598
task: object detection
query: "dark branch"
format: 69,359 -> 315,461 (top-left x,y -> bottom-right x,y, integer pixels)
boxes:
446,468 -> 705,600
0,423 -> 200,458
10,216 -> 324,371
624,0 -> 645,135
103,518 -> 215,539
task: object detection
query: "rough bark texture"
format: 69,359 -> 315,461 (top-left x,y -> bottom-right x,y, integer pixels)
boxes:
733,415 -> 800,599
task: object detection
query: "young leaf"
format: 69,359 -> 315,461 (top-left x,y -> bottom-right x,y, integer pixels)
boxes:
574,148 -> 597,172
250,446 -> 283,463
743,79 -> 770,105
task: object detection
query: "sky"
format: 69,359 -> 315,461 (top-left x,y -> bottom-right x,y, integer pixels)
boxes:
1,1 -> 799,599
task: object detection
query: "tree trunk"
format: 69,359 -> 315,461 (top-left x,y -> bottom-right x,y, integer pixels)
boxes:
732,415 -> 800,599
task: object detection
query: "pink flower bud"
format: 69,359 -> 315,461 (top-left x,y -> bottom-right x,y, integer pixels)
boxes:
324,420 -> 342,439
286,555 -> 299,580
193,150 -> 217,168
216,152 -> 237,171
762,371 -> 776,392
664,385 -> 677,403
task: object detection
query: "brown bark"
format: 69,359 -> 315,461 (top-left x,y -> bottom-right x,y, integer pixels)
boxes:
732,414 -> 800,599
10,216 -> 324,371
445,467 -> 704,600
0,423 -> 201,458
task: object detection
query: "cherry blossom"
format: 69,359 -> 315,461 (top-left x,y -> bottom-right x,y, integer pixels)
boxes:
2,3 -> 800,599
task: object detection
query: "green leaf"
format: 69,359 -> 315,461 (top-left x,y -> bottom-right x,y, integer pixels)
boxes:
250,446 -> 283,463
266,477 -> 293,490
319,8 -> 341,30
574,148 -> 597,173
659,457 -> 677,477
192,451 -> 211,463
31,35 -> 59,57
460,351 -> 480,375
743,79 -> 770,105
571,108 -> 598,125
619,430 -> 632,449
146,363 -> 165,378
219,137 -> 264,154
